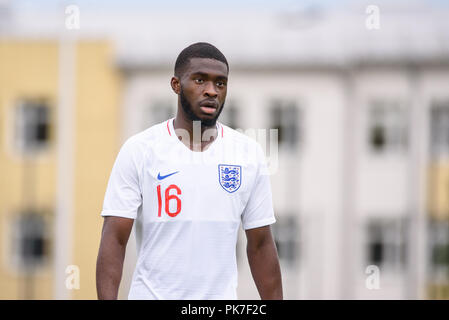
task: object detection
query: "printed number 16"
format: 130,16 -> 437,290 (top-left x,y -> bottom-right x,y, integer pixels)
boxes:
157,184 -> 182,217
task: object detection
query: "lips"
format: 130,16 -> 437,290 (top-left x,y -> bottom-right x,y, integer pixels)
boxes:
199,100 -> 218,114
200,100 -> 218,108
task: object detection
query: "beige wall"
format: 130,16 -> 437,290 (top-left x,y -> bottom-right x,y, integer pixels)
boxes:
0,41 -> 58,299
72,41 -> 120,299
0,39 -> 121,299
428,163 -> 449,221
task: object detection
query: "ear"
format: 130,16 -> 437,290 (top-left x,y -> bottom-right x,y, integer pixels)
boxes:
170,76 -> 181,94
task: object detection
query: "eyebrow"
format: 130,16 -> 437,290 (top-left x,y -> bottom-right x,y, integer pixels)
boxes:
190,71 -> 228,80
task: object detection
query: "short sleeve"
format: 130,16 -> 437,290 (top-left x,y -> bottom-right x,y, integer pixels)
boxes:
241,144 -> 276,230
101,137 -> 143,219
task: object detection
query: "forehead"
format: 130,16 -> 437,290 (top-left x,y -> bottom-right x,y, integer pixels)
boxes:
185,57 -> 228,77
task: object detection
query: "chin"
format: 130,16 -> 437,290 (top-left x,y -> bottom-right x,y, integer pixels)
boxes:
198,116 -> 218,127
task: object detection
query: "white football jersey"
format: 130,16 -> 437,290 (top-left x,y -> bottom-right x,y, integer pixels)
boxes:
101,118 -> 276,300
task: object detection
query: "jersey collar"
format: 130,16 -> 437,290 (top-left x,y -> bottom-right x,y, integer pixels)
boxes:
166,118 -> 224,152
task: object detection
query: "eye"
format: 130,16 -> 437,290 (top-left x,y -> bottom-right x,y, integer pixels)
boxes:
216,81 -> 226,87
195,78 -> 204,84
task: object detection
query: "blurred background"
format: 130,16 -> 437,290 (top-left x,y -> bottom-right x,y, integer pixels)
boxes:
1,0 -> 449,299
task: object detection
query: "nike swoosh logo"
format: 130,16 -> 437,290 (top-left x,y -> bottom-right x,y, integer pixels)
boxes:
157,171 -> 179,180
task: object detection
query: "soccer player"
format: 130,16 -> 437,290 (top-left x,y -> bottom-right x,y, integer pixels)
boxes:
96,42 -> 283,300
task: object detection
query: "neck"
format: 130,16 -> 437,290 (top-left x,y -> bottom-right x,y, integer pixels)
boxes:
173,109 -> 218,152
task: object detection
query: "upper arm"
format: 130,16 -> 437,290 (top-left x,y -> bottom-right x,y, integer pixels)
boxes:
245,225 -> 275,251
101,216 -> 134,246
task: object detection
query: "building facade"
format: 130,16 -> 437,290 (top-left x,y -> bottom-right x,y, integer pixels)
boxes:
0,39 -> 121,299
117,61 -> 449,300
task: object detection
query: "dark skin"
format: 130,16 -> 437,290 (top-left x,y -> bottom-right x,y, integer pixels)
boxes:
170,57 -> 228,151
96,57 -> 283,300
96,216 -> 133,300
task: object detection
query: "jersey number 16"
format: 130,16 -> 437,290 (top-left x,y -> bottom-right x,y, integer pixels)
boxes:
157,184 -> 182,217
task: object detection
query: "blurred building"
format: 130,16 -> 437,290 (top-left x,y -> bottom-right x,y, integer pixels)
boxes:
118,52 -> 449,300
1,0 -> 449,300
115,2 -> 449,300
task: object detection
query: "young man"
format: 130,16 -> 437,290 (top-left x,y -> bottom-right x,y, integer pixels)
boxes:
96,42 -> 283,300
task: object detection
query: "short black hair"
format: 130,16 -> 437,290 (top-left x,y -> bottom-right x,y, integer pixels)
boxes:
174,42 -> 229,77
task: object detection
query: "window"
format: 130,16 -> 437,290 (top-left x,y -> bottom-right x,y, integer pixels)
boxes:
272,215 -> 299,267
365,218 -> 407,272
367,100 -> 407,153
428,220 -> 449,299
11,212 -> 50,270
430,102 -> 449,158
429,220 -> 449,278
270,100 -> 300,150
142,100 -> 174,130
15,99 -> 51,153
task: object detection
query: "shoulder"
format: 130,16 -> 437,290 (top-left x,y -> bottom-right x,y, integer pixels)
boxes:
220,123 -> 264,155
220,123 -> 260,148
219,123 -> 267,167
120,120 -> 170,157
124,120 -> 169,148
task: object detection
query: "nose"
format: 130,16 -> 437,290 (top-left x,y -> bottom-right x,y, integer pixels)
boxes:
203,81 -> 218,98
